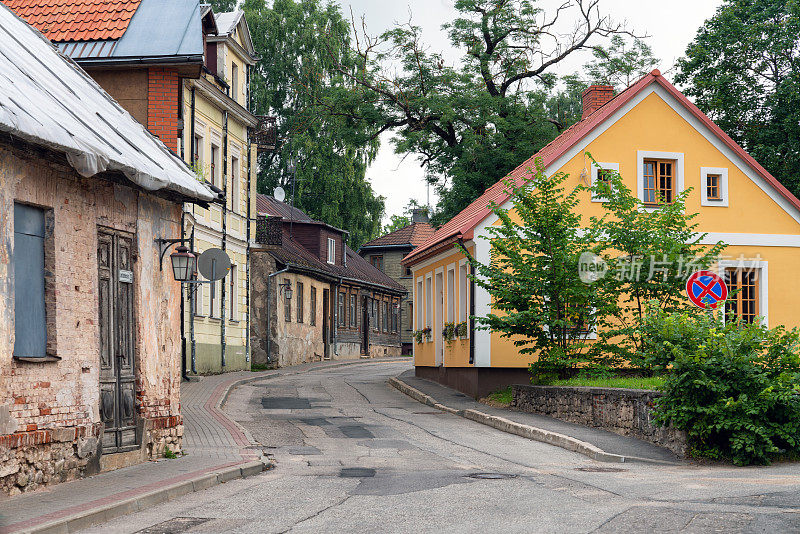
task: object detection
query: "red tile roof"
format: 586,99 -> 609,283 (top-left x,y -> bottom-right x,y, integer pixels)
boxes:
403,70 -> 800,265
3,0 -> 142,41
360,222 -> 435,250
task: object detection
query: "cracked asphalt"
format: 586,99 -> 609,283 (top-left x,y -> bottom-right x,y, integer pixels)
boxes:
82,360 -> 800,533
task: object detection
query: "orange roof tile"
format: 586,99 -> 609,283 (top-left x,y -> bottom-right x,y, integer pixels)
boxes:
3,0 -> 142,42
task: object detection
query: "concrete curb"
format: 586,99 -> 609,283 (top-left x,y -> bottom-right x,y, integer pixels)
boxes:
387,377 -> 676,465
14,460 -> 272,534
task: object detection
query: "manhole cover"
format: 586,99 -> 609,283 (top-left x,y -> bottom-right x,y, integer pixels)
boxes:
466,472 -> 517,480
339,467 -> 376,478
575,467 -> 627,473
135,517 -> 211,533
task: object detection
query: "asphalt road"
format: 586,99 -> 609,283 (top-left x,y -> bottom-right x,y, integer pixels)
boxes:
83,360 -> 800,533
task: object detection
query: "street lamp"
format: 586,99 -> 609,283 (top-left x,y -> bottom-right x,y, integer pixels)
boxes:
170,245 -> 197,282
279,280 -> 293,300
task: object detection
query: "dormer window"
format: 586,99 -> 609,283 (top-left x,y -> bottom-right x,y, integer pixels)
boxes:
327,237 -> 335,264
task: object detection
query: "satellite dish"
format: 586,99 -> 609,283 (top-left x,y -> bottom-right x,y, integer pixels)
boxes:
197,248 -> 231,281
273,186 -> 286,202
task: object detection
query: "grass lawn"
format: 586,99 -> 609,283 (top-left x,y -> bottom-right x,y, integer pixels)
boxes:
549,376 -> 665,390
483,386 -> 513,407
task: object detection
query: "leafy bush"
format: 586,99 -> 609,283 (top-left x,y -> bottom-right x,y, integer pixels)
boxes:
642,305 -> 800,465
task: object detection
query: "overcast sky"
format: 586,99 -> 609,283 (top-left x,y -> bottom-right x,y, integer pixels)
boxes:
343,0 -> 724,222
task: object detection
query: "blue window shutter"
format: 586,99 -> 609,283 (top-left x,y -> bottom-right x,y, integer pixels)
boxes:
13,203 -> 47,358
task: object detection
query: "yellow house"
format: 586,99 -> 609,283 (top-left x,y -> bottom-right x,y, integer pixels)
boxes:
181,9 -> 261,373
402,70 -> 800,397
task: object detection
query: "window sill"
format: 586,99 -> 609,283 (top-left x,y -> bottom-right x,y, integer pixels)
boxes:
14,355 -> 61,363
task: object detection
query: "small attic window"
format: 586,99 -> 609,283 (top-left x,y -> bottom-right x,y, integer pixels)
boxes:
327,237 -> 335,264
701,167 -> 729,207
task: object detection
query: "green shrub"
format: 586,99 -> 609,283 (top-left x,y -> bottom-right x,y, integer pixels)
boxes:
641,305 -> 800,465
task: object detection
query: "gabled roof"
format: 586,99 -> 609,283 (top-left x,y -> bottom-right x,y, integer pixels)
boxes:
403,69 -> 800,265
360,222 -> 435,251
2,0 -> 142,41
256,197 -> 405,293
0,4 -> 215,202
210,9 -> 256,62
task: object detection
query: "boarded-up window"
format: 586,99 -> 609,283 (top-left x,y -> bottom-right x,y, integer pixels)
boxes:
297,282 -> 304,323
14,203 -> 46,358
310,287 -> 317,326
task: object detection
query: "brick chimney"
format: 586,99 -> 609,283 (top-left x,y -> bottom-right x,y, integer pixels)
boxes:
581,85 -> 614,119
411,208 -> 429,224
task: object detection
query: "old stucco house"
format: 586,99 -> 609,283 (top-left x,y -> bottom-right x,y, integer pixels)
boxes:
0,4 -> 214,495
251,195 -> 406,367
4,0 -> 272,375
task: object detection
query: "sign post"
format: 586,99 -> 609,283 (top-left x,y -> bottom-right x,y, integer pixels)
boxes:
686,270 -> 728,310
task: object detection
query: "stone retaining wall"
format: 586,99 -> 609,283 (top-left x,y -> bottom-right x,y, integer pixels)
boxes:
512,385 -> 687,456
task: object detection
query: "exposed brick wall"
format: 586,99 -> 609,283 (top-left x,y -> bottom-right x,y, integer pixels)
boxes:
147,67 -> 180,153
0,140 -> 183,494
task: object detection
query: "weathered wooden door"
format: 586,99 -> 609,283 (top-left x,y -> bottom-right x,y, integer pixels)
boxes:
322,289 -> 330,359
98,228 -> 138,453
361,296 -> 369,355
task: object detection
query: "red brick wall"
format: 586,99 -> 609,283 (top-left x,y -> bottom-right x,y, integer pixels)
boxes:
581,84 -> 614,118
147,68 -> 180,153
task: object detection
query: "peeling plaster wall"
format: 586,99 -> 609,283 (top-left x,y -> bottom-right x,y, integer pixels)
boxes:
0,141 -> 183,495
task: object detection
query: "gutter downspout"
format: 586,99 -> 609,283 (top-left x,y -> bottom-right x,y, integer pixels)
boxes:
266,267 -> 290,366
180,209 -> 187,380
189,86 -> 197,374
245,140 -> 252,364
220,110 -> 228,369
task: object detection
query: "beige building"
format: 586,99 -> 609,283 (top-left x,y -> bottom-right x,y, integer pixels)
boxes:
358,210 -> 434,354
181,9 -> 262,374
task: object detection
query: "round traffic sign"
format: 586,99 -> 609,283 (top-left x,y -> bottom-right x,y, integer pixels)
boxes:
685,270 -> 728,309
197,248 -> 231,281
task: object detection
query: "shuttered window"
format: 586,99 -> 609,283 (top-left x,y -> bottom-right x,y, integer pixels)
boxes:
13,203 -> 47,358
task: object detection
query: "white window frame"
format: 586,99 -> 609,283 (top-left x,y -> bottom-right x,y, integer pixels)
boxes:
327,237 -> 336,264
425,274 -> 433,330
447,266 -> 455,323
458,260 -> 468,326
230,152 -> 241,213
700,167 -> 729,207
229,265 -> 238,321
231,62 -> 239,103
637,151 -> 684,210
591,162 -> 619,202
716,260 -> 768,326
417,278 -> 424,331
194,278 -> 205,316
210,141 -> 221,187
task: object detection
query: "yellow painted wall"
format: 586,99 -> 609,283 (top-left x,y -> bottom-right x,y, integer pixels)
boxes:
412,246 -> 474,367
178,30 -> 258,371
415,90 -> 800,369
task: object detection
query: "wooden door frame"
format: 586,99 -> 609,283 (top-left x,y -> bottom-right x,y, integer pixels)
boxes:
98,226 -> 140,454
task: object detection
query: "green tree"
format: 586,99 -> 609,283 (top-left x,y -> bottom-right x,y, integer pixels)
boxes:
208,0 -> 236,12
461,160 -> 606,379
585,34 -> 658,88
242,0 -> 385,248
587,161 -> 726,369
675,0 -> 800,197
545,36 -> 658,132
331,0 -> 635,225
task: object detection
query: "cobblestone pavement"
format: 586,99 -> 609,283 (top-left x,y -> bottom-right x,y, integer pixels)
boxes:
78,360 -> 800,534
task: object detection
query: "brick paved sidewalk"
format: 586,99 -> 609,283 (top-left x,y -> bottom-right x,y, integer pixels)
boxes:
0,358 -> 407,534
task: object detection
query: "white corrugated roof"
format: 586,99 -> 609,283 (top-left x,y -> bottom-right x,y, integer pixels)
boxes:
0,4 -> 215,202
